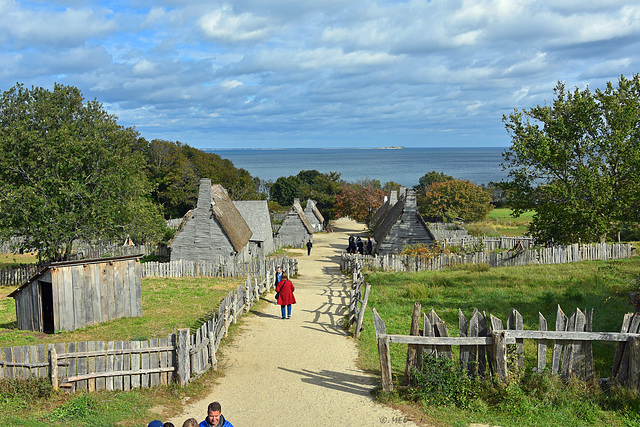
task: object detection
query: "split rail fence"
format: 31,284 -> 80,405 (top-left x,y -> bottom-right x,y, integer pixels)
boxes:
341,242 -> 634,273
373,303 -> 640,392
0,266 -> 288,392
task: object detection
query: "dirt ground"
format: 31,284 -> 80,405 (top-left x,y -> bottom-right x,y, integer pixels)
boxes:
165,218 -> 423,426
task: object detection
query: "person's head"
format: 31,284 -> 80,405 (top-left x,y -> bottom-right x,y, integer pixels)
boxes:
164,423 -> 175,427
206,402 -> 223,425
281,272 -> 288,281
276,266 -> 281,273
148,421 -> 163,427
182,418 -> 198,427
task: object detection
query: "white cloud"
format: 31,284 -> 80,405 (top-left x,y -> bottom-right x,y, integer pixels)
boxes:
198,5 -> 273,42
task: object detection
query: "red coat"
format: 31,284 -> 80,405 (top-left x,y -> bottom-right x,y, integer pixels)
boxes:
276,279 -> 296,305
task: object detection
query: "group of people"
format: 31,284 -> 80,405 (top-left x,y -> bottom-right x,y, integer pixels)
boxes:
347,235 -> 373,255
148,401 -> 233,427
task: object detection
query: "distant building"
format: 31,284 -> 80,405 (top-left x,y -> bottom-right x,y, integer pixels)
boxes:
170,179 -> 252,262
373,188 -> 436,255
277,198 -> 314,248
8,255 -> 143,333
234,200 -> 276,257
304,199 -> 325,232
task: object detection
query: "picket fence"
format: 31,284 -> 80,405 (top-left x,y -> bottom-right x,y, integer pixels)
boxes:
141,256 -> 298,279
347,260 -> 370,339
0,273 -> 277,393
373,304 -> 640,392
341,242 -> 634,273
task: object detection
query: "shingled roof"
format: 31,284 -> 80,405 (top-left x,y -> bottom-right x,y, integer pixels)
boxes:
291,199 -> 315,234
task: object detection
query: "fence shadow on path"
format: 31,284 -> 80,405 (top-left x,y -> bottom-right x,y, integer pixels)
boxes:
277,367 -> 374,397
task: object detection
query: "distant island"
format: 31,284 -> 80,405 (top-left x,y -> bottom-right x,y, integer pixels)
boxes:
378,146 -> 405,149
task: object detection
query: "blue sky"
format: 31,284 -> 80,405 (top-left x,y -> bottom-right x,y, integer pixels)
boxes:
2,1 -> 639,149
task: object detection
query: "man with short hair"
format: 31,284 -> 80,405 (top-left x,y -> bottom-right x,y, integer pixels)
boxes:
199,401 -> 233,427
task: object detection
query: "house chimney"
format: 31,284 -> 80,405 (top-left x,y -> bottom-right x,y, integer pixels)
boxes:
197,178 -> 212,209
389,191 -> 397,205
294,198 -> 301,206
405,188 -> 417,210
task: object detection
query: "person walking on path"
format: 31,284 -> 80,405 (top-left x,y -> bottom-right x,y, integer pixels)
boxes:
306,239 -> 313,255
199,402 -> 233,427
276,272 -> 296,319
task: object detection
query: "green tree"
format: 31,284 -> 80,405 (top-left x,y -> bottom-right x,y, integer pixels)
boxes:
415,171 -> 455,192
270,175 -> 303,206
420,180 -> 493,222
0,83 -> 165,260
335,183 -> 386,224
501,74 -> 640,244
296,170 -> 344,221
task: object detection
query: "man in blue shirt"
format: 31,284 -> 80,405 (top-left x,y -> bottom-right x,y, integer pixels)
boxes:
199,401 -> 233,427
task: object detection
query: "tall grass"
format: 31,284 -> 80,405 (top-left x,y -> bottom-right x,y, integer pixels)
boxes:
359,257 -> 640,426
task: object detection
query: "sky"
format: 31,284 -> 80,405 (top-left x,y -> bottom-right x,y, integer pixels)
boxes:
2,1 -> 639,149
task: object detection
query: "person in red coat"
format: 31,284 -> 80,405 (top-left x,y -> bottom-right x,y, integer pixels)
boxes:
276,272 -> 296,319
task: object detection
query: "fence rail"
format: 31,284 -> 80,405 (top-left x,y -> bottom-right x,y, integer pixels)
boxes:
0,267 -> 281,392
341,242 -> 634,273
347,259 -> 370,339
373,304 -> 640,392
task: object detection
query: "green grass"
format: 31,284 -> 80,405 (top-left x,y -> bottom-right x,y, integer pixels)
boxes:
0,252 -> 39,269
358,256 -> 640,426
0,275 -> 267,426
467,208 -> 535,237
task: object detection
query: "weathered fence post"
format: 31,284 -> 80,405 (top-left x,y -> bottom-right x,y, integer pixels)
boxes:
176,328 -> 191,386
49,348 -> 58,390
354,283 -> 371,339
373,308 -> 393,392
403,302 -> 422,386
492,331 -> 508,382
208,331 -> 218,371
628,336 -> 640,390
223,306 -> 230,338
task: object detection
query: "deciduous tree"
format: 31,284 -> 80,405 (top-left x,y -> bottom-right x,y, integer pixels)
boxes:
501,74 -> 640,244
335,183 -> 386,224
0,83 -> 165,260
420,180 -> 493,222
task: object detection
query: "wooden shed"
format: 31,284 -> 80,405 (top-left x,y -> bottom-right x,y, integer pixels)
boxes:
8,255 -> 143,333
304,199 -> 325,232
277,198 -> 314,248
170,179 -> 252,262
373,188 -> 436,255
234,200 -> 276,257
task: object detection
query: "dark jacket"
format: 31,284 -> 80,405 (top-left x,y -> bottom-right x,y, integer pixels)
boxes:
276,279 -> 296,305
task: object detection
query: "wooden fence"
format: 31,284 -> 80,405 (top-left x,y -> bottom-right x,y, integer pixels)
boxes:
141,255 -> 298,279
373,304 -> 640,392
341,242 -> 634,273
0,273 -> 277,392
347,259 -> 370,339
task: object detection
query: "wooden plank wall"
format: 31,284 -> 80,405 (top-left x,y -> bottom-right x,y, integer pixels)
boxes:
141,256 -> 298,280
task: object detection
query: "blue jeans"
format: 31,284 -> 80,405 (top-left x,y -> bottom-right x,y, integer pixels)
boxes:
281,305 -> 292,318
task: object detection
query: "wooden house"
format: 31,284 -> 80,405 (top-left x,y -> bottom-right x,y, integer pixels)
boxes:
277,198 -> 314,248
8,255 -> 142,333
170,179 -> 253,262
234,200 -> 276,257
373,188 -> 436,255
304,199 -> 325,231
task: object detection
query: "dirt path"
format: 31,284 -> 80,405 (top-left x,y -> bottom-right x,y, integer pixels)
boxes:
165,218 -> 421,426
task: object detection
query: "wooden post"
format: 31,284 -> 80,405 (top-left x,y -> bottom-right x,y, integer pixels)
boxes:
354,283 -> 371,339
223,306 -> 229,338
403,302 -> 422,386
537,312 -> 548,373
49,348 -> 58,391
379,335 -> 393,392
176,328 -> 190,386
208,331 -> 218,371
492,331 -> 508,382
629,336 -> 640,390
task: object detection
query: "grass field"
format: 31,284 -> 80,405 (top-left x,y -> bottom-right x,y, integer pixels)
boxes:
467,208 -> 534,237
0,252 -> 38,269
0,275 -> 258,426
357,256 -> 640,426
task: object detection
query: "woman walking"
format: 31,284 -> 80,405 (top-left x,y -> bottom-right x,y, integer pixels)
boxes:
276,272 -> 296,319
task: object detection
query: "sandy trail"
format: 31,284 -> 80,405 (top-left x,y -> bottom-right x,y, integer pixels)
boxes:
166,218 -> 420,427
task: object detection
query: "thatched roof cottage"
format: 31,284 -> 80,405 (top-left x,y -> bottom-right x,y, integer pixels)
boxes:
373,188 -> 435,255
170,179 -> 252,262
277,198 -> 314,248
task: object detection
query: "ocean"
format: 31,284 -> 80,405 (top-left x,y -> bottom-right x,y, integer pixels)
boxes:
208,147 -> 509,187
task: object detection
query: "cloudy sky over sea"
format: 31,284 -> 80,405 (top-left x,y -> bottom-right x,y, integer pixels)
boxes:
2,1 -> 639,149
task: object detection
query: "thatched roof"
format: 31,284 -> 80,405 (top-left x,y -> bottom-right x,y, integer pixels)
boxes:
304,199 -> 325,224
291,199 -> 315,234
210,184 -> 253,252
